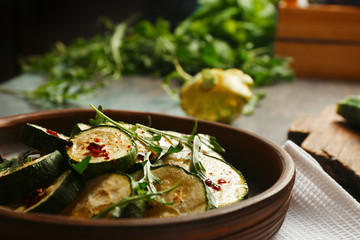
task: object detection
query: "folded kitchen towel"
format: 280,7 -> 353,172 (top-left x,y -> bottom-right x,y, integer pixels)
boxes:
274,140 -> 360,240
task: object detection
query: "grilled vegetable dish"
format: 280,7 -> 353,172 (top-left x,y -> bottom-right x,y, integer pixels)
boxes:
0,105 -> 248,219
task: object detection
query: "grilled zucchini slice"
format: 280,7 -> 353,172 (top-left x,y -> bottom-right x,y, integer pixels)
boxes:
143,165 -> 208,218
66,125 -> 137,177
0,150 -> 66,204
71,122 -> 158,164
10,169 -> 83,214
19,123 -> 70,154
62,173 -> 135,218
159,144 -> 248,207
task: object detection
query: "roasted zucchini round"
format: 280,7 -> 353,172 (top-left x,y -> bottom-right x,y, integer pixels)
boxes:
19,123 -> 70,154
144,165 -> 208,218
62,172 -> 135,218
66,125 -> 137,177
10,169 -> 84,214
0,150 -> 67,204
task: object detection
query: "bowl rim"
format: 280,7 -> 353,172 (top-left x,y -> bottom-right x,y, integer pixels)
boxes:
0,108 -> 296,227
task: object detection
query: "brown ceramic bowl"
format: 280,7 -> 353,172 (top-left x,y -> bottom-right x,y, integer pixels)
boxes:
0,109 -> 295,240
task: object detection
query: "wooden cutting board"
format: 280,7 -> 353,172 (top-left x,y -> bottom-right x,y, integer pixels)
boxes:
288,105 -> 360,201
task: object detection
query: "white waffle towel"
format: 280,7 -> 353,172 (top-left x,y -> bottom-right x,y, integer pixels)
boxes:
274,141 -> 360,240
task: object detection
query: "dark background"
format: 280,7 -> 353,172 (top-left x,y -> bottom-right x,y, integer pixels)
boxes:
0,0 -> 198,83
2,0 -> 356,83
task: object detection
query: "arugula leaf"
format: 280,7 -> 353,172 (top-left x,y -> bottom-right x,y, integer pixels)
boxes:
190,135 -> 218,208
89,105 -> 106,125
90,104 -> 163,154
92,179 -> 183,219
139,153 -> 161,193
190,135 -> 207,180
71,155 -> 92,175
5,150 -> 41,172
0,159 -> 12,171
110,23 -> 127,78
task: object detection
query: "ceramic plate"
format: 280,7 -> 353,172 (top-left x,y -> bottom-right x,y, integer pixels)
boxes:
0,109 -> 295,240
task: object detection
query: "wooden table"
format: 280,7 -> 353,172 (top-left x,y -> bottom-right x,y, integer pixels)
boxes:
0,74 -> 359,146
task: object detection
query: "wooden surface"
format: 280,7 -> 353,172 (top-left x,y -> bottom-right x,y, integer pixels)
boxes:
288,105 -> 360,200
275,2 -> 360,80
276,2 -> 360,41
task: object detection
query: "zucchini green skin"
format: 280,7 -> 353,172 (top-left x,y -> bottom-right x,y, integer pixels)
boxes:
0,150 -> 67,204
159,148 -> 248,207
337,95 -> 360,127
14,169 -> 84,214
66,125 -> 138,177
207,156 -> 249,205
121,200 -> 147,218
70,123 -> 91,138
19,123 -> 70,154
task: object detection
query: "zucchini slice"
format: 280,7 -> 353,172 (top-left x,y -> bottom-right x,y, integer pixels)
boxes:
78,121 -> 160,163
159,146 -> 248,207
70,123 -> 91,138
61,173 -> 134,219
0,150 -> 66,204
121,123 -> 159,163
19,123 -> 70,154
337,95 -> 360,127
10,169 -> 83,214
66,125 -> 137,177
144,165 -> 208,218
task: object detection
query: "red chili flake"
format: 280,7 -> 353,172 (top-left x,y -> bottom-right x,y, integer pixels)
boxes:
205,179 -> 213,187
23,187 -> 47,208
218,179 -> 227,184
212,184 -> 222,191
127,145 -> 132,148
46,129 -> 59,137
94,138 -> 100,142
86,142 -> 109,159
137,152 -> 145,161
111,160 -> 116,164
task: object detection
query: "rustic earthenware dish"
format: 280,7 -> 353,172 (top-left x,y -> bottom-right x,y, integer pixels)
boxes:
0,109 -> 295,240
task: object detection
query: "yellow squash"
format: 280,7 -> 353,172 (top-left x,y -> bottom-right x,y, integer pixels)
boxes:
179,68 -> 254,123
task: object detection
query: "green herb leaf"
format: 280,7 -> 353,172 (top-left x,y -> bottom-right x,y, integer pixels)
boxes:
0,159 -> 12,171
89,105 -> 106,126
7,150 -> 41,172
92,179 -> 183,219
71,155 -> 92,174
139,154 -> 162,193
190,135 -> 218,208
14,0 -> 292,106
